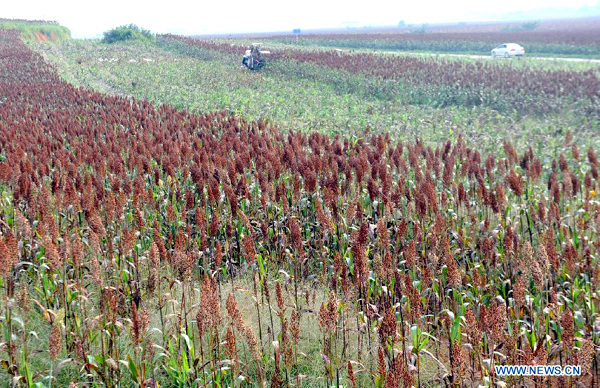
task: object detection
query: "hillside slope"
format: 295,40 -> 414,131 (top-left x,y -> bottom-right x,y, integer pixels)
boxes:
0,18 -> 70,41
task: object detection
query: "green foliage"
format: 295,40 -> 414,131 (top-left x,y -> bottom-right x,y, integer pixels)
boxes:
521,21 -> 540,31
411,23 -> 429,34
102,24 -> 154,44
0,20 -> 70,41
502,21 -> 540,32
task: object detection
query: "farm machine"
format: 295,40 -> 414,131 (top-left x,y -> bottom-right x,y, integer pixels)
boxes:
242,43 -> 270,70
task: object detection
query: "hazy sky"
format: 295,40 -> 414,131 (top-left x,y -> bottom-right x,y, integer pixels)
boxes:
2,0 -> 598,37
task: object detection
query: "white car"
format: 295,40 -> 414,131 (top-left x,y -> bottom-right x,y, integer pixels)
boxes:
491,43 -> 525,58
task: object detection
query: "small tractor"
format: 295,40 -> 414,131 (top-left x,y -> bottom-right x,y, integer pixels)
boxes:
242,43 -> 269,70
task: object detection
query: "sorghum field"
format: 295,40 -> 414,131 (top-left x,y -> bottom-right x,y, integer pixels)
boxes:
240,18 -> 600,57
1,21 -> 599,388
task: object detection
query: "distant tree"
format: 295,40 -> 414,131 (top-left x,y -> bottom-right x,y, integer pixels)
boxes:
102,24 -> 154,44
521,21 -> 539,31
398,20 -> 406,27
410,23 -> 428,34
501,21 -> 540,32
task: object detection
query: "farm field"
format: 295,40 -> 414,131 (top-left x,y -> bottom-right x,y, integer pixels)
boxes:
259,32 -> 600,58
0,20 -> 598,388
204,37 -> 600,66
233,18 -> 600,58
34,37 -> 599,151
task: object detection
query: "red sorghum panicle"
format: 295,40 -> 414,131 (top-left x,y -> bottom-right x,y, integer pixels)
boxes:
44,235 -> 62,270
451,341 -> 466,382
91,254 -> 103,287
242,234 -> 257,264
243,325 -> 261,362
537,244 -> 550,274
0,239 -> 10,277
409,284 -> 422,323
531,259 -> 544,290
513,276 -> 525,316
348,361 -> 356,388
131,301 -> 141,344
282,319 -> 293,370
376,217 -> 388,248
465,307 -> 481,349
404,239 -> 416,268
210,212 -> 219,236
346,202 -> 355,226
225,327 -> 236,359
290,309 -> 300,344
43,210 -> 59,241
561,309 -> 574,349
315,198 -> 333,234
446,256 -> 461,288
490,300 -> 507,343
384,362 -> 399,388
215,240 -> 222,268
379,306 -> 396,345
89,230 -> 101,256
319,291 -> 339,333
341,262 -> 350,298
378,347 -> 387,379
326,291 -> 339,331
172,250 -> 194,280
87,209 -> 106,237
226,293 -> 243,330
4,232 -> 18,267
351,222 -> 368,285
71,234 -> 83,267
564,242 -> 577,274
17,283 -> 29,312
140,307 -> 150,337
49,324 -> 62,359
397,355 -> 413,388
373,253 -> 384,281
14,209 -> 32,239
120,228 -> 136,257
225,326 -> 239,376
577,339 -> 594,376
520,241 -> 534,277
505,169 -> 523,196
383,251 -> 393,281
276,281 -> 285,314
195,308 -> 204,338
147,242 -> 159,294
201,274 -> 222,330
544,229 -> 559,270
289,217 -> 304,257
